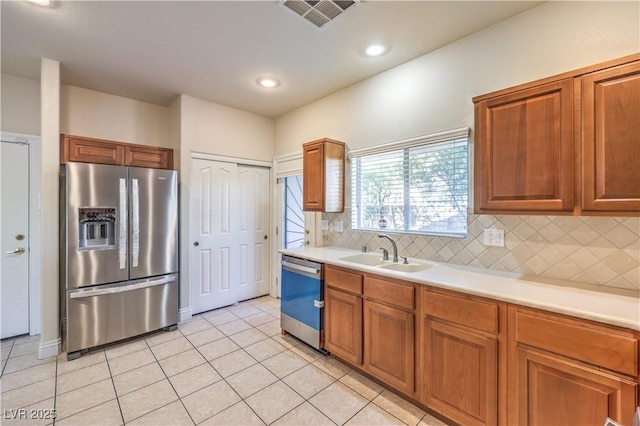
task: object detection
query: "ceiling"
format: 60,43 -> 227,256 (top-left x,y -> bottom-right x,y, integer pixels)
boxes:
1,1 -> 543,118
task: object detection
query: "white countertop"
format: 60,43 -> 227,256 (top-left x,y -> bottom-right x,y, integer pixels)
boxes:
280,246 -> 640,331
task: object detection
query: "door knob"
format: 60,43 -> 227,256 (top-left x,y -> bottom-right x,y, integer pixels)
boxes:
193,242 -> 199,246
5,247 -> 25,255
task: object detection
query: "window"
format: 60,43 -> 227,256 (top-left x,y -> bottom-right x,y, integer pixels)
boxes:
351,130 -> 468,238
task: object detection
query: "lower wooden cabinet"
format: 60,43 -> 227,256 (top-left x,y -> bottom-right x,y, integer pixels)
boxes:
364,299 -> 414,394
422,319 -> 498,425
322,264 -> 640,426
420,288 -> 505,426
324,287 -> 363,365
512,346 -> 638,426
508,306 -> 639,425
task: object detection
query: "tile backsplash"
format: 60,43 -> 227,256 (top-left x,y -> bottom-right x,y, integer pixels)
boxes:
322,210 -> 640,291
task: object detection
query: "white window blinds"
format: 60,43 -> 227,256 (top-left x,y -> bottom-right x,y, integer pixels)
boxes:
351,130 -> 469,238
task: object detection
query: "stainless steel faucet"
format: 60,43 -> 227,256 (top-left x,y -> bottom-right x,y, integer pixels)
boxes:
377,233 -> 398,263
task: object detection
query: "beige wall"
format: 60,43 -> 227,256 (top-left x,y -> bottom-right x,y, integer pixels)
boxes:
275,1 -> 640,292
1,73 -> 41,135
274,1 -> 640,154
180,94 -> 274,161
60,85 -> 170,147
177,94 -> 275,317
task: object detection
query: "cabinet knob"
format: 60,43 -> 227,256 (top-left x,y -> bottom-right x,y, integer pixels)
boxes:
264,235 -> 268,240
194,242 -> 199,246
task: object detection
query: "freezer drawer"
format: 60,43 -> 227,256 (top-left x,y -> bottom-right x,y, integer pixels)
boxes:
66,275 -> 178,356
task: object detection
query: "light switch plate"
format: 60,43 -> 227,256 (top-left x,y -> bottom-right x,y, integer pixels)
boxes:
321,220 -> 329,231
334,221 -> 343,232
483,229 -> 504,246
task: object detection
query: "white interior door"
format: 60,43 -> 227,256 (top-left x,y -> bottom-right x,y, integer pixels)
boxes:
237,165 -> 270,301
191,159 -> 239,313
1,141 -> 30,338
190,158 -> 271,314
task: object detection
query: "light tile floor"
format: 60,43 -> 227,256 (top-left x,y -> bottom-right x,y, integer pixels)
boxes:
1,296 -> 450,426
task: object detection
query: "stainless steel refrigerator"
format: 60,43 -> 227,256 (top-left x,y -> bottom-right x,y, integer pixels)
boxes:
60,162 -> 178,359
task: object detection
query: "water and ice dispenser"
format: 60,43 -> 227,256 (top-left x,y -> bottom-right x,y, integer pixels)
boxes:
78,207 -> 116,250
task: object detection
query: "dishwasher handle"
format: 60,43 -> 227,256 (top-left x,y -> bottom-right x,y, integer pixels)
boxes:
282,260 -> 319,276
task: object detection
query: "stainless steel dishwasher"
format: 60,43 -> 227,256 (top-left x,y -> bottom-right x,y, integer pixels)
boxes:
280,255 -> 324,349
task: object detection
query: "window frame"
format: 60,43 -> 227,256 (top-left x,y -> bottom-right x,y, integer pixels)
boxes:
349,128 -> 470,238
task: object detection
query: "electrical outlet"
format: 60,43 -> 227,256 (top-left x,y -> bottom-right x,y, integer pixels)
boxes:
483,229 -> 504,247
334,221 -> 343,232
320,220 -> 329,231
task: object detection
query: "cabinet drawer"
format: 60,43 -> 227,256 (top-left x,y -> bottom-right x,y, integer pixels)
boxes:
423,289 -> 499,334
326,266 -> 362,295
364,276 -> 414,310
512,308 -> 638,377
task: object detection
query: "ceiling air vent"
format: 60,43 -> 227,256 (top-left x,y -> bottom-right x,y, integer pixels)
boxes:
282,0 -> 357,28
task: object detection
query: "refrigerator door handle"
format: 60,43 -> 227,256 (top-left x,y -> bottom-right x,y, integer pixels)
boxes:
118,178 -> 127,269
131,178 -> 140,268
69,275 -> 177,299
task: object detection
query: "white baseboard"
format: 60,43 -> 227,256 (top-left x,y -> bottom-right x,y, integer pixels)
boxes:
38,337 -> 61,359
178,307 -> 192,322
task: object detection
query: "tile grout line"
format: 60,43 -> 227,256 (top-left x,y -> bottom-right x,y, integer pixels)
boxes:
51,356 -> 58,426
140,335 -> 197,426
191,303 -> 359,425
104,349 -> 126,426
0,339 -> 15,377
187,326 -> 267,425
5,297 -> 439,426
53,351 -> 118,424
183,306 -> 310,425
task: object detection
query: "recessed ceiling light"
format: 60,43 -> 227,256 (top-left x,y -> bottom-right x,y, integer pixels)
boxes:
256,77 -> 281,89
26,0 -> 51,6
364,43 -> 388,57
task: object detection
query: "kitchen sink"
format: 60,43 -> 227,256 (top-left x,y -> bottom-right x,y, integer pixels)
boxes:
339,253 -> 385,266
339,253 -> 433,273
378,262 -> 432,273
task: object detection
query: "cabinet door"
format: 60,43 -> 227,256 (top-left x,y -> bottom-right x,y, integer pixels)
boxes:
422,319 -> 498,426
125,145 -> 173,169
475,79 -> 573,213
62,136 -> 124,165
582,61 -> 640,212
364,300 -> 414,394
511,346 -> 638,426
303,142 -> 325,211
324,287 -> 362,365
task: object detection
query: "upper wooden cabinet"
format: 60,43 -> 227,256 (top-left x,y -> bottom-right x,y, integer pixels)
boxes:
61,134 -> 174,170
302,138 -> 345,212
474,54 -> 640,215
474,79 -> 574,213
581,61 -> 640,212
